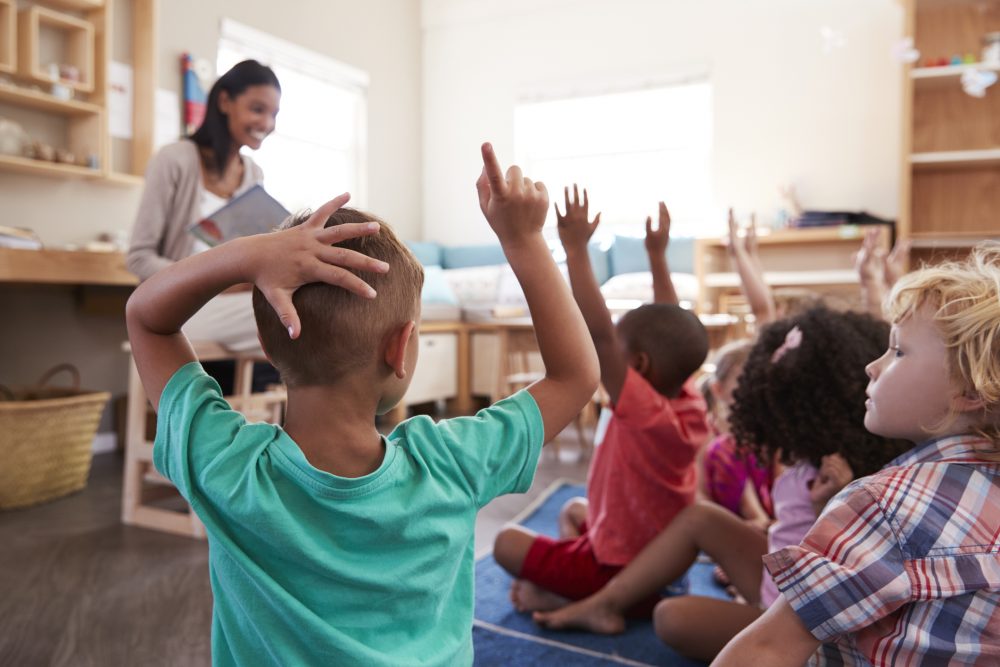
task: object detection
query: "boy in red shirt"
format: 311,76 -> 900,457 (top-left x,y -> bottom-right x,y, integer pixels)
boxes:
494,187 -> 710,615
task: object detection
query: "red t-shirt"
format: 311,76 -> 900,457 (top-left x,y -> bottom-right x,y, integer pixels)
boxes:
586,367 -> 709,566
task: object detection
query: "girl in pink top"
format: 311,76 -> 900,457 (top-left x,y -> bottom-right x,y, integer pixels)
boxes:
534,307 -> 910,663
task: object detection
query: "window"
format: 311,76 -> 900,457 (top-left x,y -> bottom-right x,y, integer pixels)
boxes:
217,19 -> 368,213
514,81 -> 713,239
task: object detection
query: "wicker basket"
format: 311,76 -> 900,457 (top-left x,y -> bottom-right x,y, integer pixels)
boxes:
0,364 -> 110,510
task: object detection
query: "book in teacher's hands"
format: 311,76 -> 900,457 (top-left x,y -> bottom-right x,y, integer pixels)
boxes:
189,184 -> 291,246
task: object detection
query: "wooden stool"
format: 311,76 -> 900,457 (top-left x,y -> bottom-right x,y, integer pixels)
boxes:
120,341 -> 286,538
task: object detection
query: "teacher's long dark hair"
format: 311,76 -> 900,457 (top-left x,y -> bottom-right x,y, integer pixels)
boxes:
189,59 -> 281,175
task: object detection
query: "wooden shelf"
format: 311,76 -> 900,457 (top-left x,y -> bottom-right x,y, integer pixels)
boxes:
910,148 -> 1000,169
42,0 -> 105,9
698,224 -> 872,247
0,83 -> 101,115
102,171 -> 144,187
705,270 -> 859,289
911,62 -> 1000,90
0,0 -> 13,74
909,232 -> 1000,248
0,153 -> 101,178
0,247 -> 136,286
17,4 -> 95,94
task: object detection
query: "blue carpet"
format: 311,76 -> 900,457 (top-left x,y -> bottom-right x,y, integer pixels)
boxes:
473,482 -> 729,666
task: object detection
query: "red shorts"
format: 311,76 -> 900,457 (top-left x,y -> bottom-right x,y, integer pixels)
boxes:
519,526 -> 661,617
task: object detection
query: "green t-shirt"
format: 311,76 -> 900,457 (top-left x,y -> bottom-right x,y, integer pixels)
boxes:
153,362 -> 544,667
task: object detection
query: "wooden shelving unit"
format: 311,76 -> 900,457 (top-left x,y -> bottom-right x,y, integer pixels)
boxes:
17,4 -> 95,93
0,0 -> 156,184
0,0 -> 14,74
899,0 -> 1000,264
694,225 -> 890,314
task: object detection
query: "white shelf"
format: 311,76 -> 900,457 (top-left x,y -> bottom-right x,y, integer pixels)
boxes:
910,149 -> 1000,170
909,233 -> 1000,248
705,270 -> 858,289
911,62 -> 1000,91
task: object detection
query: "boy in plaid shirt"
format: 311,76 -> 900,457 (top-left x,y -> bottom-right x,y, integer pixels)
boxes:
714,244 -> 1000,666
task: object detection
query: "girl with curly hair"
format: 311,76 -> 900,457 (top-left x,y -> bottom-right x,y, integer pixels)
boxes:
534,306 -> 909,662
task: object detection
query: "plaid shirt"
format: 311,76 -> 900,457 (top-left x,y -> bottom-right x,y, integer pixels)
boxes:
763,434 -> 1000,666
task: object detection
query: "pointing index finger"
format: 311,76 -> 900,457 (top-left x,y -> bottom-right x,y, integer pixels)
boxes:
480,143 -> 508,197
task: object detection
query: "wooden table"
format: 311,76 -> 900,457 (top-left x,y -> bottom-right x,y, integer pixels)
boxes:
0,248 -> 137,286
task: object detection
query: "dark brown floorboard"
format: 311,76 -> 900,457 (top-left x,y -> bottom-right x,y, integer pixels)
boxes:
0,429 -> 589,666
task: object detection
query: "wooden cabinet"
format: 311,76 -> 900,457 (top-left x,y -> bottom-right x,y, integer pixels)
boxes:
694,225 -> 890,315
0,0 -> 156,184
900,0 -> 1000,265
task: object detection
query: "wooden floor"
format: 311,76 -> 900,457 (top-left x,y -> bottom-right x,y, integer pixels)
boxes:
0,429 -> 590,666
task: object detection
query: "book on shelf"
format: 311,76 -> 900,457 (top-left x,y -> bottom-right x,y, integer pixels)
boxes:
791,210 -> 893,229
189,185 -> 291,246
0,226 -> 43,250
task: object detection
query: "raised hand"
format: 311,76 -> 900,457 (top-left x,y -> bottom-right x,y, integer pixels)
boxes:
853,227 -> 885,288
726,208 -> 745,258
883,236 -> 911,288
475,143 -> 549,246
644,201 -> 671,257
250,193 -> 389,339
555,184 -> 601,252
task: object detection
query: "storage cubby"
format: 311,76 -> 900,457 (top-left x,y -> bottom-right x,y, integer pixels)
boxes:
17,4 -> 95,93
0,0 -> 154,182
0,0 -> 14,74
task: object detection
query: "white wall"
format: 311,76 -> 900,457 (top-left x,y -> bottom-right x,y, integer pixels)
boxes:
0,0 -> 422,436
421,0 -> 904,244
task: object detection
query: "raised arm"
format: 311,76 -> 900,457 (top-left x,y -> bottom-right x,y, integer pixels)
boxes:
476,145 -> 600,443
854,228 -> 888,320
645,201 -> 678,305
727,210 -> 776,325
125,194 -> 387,410
555,184 -> 628,404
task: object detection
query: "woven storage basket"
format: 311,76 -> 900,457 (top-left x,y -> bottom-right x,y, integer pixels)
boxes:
0,365 -> 110,510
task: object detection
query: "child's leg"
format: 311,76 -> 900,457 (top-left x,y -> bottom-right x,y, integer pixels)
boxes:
653,596 -> 763,661
534,501 -> 767,632
494,525 -> 570,612
558,496 -> 588,538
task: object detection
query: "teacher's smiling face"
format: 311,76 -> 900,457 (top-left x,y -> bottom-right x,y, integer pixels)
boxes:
219,84 -> 281,151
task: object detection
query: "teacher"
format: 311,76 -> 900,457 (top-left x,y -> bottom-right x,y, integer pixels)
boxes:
127,59 -> 281,355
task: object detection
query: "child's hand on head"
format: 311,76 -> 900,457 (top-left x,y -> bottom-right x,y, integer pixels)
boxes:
475,142 -> 549,246
809,453 -> 854,512
554,184 -> 601,252
644,201 -> 671,257
248,193 -> 389,339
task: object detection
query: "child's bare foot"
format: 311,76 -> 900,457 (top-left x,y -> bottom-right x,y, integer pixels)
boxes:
509,579 -> 569,613
532,595 -> 626,634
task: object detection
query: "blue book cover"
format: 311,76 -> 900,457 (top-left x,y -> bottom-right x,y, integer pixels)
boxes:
189,185 -> 290,246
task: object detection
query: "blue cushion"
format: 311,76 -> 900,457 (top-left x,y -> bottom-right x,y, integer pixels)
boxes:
420,265 -> 458,305
588,243 -> 611,285
608,234 -> 695,276
406,241 -> 442,267
441,243 -> 508,269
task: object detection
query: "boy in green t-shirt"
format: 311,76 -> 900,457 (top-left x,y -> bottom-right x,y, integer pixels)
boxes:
125,143 -> 599,667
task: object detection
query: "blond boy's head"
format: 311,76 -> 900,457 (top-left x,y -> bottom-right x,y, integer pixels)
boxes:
885,242 -> 1000,447
252,208 -> 424,388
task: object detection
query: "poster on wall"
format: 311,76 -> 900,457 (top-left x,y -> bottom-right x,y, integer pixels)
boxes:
182,53 -> 213,135
108,61 -> 133,139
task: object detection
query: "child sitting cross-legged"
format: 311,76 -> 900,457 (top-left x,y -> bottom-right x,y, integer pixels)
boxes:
534,307 -> 910,663
493,189 -> 711,616
124,143 -> 599,667
715,244 -> 1000,666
